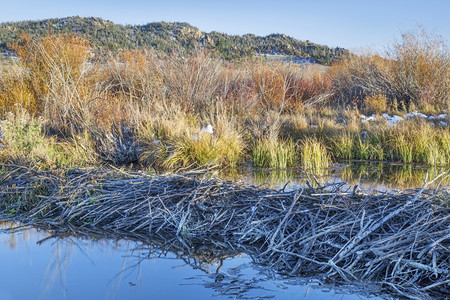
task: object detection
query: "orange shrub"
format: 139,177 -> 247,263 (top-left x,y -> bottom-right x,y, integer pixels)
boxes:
330,53 -> 393,107
13,33 -> 92,109
0,66 -> 36,115
11,33 -> 95,132
104,49 -> 163,105
289,65 -> 333,108
247,60 -> 333,111
249,60 -> 289,109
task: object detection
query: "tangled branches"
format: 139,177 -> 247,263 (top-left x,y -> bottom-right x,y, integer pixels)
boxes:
0,166 -> 448,298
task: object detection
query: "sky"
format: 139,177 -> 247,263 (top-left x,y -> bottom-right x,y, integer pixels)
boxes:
0,0 -> 448,51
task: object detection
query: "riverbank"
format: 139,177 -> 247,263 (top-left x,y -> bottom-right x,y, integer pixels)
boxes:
1,107 -> 449,172
1,31 -> 449,172
1,166 -> 448,298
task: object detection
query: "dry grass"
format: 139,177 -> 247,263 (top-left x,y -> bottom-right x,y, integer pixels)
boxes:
331,28 -> 449,112
0,30 -> 448,169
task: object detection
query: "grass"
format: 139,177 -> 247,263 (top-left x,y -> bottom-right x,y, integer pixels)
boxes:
300,138 -> 329,173
320,118 -> 449,166
385,121 -> 450,165
164,132 -> 244,169
331,131 -> 354,160
0,31 -> 448,171
251,138 -> 297,169
0,111 -> 96,169
139,105 -> 246,169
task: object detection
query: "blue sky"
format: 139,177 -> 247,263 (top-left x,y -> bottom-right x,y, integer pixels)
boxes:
0,0 -> 448,50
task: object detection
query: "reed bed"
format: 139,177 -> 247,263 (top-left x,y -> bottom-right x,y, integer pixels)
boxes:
0,166 -> 448,298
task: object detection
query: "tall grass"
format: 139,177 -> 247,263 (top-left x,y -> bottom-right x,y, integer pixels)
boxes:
0,30 -> 448,170
0,112 -> 96,168
300,138 -> 329,173
163,122 -> 244,169
386,121 -> 450,166
331,131 -> 354,160
251,138 -> 297,169
138,104 -> 245,169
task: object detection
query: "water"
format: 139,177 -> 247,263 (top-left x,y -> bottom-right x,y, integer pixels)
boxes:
0,224 -> 381,300
1,162 -> 446,299
225,162 -> 449,191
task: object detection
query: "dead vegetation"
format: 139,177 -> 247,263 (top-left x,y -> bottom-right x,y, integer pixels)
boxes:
0,29 -> 448,169
0,165 -> 448,298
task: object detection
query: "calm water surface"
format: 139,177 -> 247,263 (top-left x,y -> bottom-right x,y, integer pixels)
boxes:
1,162 -> 445,299
229,162 -> 449,191
0,224 -> 382,300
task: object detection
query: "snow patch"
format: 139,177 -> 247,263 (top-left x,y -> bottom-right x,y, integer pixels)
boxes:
405,112 -> 428,119
360,114 -> 376,123
382,113 -> 404,126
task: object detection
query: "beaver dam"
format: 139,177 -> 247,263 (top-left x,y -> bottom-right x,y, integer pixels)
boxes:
0,166 -> 449,299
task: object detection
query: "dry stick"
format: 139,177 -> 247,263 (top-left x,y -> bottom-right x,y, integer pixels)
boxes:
421,279 -> 450,291
329,173 -> 443,266
265,188 -> 303,252
0,166 -> 448,299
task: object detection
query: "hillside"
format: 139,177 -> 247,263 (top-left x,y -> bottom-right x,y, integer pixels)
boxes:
0,16 -> 347,64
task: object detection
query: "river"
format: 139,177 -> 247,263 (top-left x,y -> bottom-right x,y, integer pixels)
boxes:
0,162 -> 447,299
0,223 -> 382,300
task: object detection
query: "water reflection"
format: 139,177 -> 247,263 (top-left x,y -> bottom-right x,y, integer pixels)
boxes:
223,162 -> 449,190
337,162 -> 448,189
0,224 -> 380,300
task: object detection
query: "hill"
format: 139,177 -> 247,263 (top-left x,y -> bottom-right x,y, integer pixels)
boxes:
0,16 -> 347,64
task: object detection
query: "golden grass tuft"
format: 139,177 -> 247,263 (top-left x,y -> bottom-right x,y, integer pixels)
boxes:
300,138 -> 329,173
251,138 -> 297,169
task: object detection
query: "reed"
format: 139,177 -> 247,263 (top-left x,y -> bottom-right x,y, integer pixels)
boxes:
330,131 -> 354,160
386,121 -> 450,166
299,137 -> 329,173
251,138 -> 297,169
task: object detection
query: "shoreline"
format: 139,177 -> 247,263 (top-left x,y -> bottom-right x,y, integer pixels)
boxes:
0,165 -> 448,299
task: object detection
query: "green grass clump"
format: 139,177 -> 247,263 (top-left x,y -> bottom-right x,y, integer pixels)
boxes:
139,108 -> 246,169
252,138 -> 297,169
354,132 -> 385,161
300,138 -> 329,173
391,135 -> 413,163
331,131 -> 354,160
329,130 -> 385,162
385,121 -> 450,166
0,112 -> 96,169
324,118 -> 449,166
